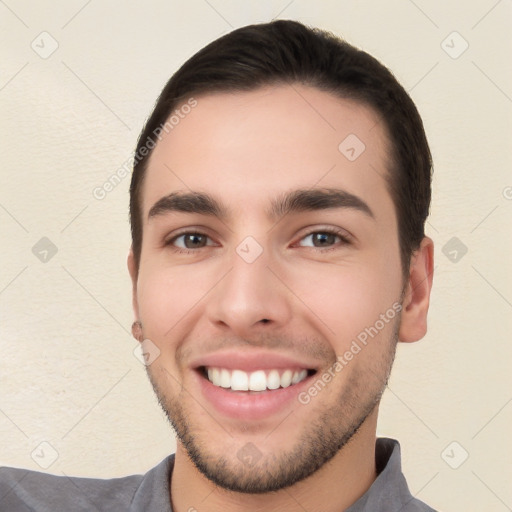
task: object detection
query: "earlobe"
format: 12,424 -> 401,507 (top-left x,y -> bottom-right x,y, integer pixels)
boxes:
398,237 -> 434,343
132,320 -> 143,342
127,247 -> 140,325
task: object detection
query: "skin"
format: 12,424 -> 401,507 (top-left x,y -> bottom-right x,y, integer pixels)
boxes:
128,84 -> 434,512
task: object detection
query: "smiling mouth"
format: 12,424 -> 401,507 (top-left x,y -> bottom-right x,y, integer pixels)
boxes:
199,366 -> 317,392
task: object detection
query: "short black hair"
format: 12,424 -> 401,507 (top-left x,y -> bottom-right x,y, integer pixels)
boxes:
130,19 -> 432,276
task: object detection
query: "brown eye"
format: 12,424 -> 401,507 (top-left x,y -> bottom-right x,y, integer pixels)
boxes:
182,234 -> 207,248
311,232 -> 337,247
168,232 -> 213,250
298,230 -> 350,249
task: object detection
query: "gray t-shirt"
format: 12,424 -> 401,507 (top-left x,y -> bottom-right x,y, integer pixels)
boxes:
0,438 -> 437,511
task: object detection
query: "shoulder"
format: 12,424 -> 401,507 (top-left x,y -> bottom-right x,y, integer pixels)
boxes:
0,456 -> 174,512
398,494 -> 438,511
0,465 -> 142,511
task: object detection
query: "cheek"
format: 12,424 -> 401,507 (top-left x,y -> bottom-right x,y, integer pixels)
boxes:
137,265 -> 204,338
137,257 -> 227,342
291,259 -> 401,349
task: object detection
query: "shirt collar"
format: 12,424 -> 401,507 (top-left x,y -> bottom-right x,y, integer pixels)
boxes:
346,438 -> 425,511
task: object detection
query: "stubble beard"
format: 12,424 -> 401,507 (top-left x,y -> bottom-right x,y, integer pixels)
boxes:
146,320 -> 399,494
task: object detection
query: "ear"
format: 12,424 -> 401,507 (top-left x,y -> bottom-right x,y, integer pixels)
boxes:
398,236 -> 434,343
127,247 -> 140,322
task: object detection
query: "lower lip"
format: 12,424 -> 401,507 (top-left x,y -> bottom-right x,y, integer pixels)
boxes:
195,370 -> 315,421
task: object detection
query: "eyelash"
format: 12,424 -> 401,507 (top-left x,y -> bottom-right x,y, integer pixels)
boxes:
165,228 -> 352,255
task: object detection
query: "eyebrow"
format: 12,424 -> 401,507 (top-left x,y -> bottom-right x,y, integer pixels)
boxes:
147,188 -> 375,222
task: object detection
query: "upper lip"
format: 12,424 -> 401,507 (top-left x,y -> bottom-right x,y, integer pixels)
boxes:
191,350 -> 322,373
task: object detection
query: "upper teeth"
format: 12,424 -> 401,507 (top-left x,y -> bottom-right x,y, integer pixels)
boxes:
206,368 -> 308,391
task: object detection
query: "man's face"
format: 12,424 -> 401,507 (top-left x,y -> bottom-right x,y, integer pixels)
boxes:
130,84 -> 406,492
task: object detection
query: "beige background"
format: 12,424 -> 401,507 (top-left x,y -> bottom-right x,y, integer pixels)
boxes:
1,1 -> 511,510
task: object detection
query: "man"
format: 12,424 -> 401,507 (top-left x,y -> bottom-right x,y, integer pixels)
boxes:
1,19 -> 435,511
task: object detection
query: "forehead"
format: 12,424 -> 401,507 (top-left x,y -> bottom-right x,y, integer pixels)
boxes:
141,84 -> 393,223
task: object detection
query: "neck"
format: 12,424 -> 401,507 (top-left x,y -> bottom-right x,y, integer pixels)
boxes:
170,410 -> 378,512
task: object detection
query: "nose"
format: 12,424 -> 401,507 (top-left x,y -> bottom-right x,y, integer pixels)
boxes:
205,244 -> 293,337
